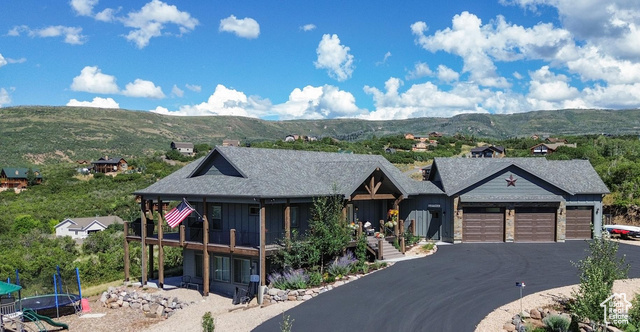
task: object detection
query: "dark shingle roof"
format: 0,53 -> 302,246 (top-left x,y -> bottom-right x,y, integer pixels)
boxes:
91,157 -> 124,165
1,167 -> 42,179
135,146 -> 440,198
432,157 -> 609,196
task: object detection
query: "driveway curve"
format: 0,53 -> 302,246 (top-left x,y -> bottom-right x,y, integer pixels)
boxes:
254,242 -> 640,332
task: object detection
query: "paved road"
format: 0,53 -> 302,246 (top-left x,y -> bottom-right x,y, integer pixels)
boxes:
254,242 -> 640,332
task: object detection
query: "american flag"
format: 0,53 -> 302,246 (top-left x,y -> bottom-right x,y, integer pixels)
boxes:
165,199 -> 195,228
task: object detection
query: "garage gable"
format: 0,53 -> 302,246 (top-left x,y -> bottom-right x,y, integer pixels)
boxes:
459,166 -> 568,202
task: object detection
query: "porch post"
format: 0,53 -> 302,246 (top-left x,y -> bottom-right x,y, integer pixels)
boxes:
260,200 -> 266,286
202,198 -> 209,296
124,222 -> 130,282
147,201 -> 154,280
157,198 -> 164,289
141,199 -> 147,285
284,199 -> 291,240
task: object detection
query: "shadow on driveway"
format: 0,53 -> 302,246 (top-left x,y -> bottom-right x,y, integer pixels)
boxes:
253,241 -> 640,332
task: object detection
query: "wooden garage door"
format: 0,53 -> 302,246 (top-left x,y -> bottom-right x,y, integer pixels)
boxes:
566,207 -> 592,240
515,208 -> 556,242
463,208 -> 504,242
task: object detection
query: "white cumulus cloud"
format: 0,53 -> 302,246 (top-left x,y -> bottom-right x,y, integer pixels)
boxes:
8,25 -> 86,45
0,54 -> 6,68
70,0 -> 98,16
219,15 -> 260,39
122,79 -> 165,98
172,84 -> 184,97
167,84 -> 268,117
71,66 -> 119,94
0,88 -> 11,107
67,97 -> 120,108
185,84 -> 201,92
122,0 -> 199,48
272,85 -> 364,119
437,65 -> 460,83
314,34 -> 355,81
300,24 -> 316,32
406,62 -> 432,80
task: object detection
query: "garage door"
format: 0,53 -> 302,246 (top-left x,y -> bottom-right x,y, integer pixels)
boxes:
566,207 -> 592,240
515,208 -> 556,242
463,208 -> 504,242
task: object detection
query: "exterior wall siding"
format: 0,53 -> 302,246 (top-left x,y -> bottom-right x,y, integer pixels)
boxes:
462,167 -> 565,197
183,249 -> 259,297
401,195 -> 449,240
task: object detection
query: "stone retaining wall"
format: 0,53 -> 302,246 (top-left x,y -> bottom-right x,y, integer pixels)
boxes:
99,286 -> 194,319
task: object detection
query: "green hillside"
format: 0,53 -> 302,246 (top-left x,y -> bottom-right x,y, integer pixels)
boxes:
1,106 -> 639,166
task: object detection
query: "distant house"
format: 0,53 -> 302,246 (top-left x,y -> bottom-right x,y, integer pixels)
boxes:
0,167 -> 42,189
412,142 -> 428,152
284,135 -> 298,142
530,142 -> 577,156
429,132 -> 443,138
55,216 -> 124,240
470,146 -> 505,158
405,133 -> 415,140
171,142 -> 194,155
545,137 -> 568,144
530,135 -> 540,140
222,139 -> 241,147
91,156 -> 128,173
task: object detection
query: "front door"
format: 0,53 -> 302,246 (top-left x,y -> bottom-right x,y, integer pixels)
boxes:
427,210 -> 441,240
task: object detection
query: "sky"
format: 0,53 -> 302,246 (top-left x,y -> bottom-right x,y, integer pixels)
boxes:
1,0 -> 640,120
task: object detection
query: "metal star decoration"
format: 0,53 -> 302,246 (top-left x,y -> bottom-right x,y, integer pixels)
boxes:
506,174 -> 517,187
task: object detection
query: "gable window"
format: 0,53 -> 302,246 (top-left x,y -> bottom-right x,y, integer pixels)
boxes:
213,256 -> 230,282
212,205 -> 222,230
233,258 -> 251,284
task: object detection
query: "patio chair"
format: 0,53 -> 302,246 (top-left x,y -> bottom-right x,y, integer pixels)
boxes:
232,275 -> 259,305
180,275 -> 191,288
364,222 -> 375,236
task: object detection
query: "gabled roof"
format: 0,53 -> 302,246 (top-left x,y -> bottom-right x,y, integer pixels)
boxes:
172,142 -> 194,149
91,157 -> 125,164
55,216 -> 123,231
431,157 -> 609,196
471,145 -> 505,153
135,146 -> 438,199
530,142 -> 576,151
1,167 -> 42,179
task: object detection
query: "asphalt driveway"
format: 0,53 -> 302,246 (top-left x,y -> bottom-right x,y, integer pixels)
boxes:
254,241 -> 640,332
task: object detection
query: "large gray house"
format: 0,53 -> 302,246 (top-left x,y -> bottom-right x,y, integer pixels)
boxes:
126,146 -> 608,296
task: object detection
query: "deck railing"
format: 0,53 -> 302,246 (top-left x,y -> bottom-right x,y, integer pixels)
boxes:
1,301 -> 17,315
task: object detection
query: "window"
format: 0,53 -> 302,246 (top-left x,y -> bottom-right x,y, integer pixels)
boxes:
195,253 -> 203,278
283,206 -> 300,228
212,205 -> 222,230
213,256 -> 230,282
233,258 -> 251,284
249,206 -> 259,215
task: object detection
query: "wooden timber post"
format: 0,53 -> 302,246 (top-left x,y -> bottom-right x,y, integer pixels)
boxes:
284,199 -> 291,241
157,197 -> 164,289
399,219 -> 405,253
141,199 -> 147,285
358,221 -> 363,238
230,229 -> 236,252
260,200 -> 266,286
411,219 -> 416,236
147,201 -> 154,280
202,198 -> 209,296
179,225 -> 185,246
378,238 -> 384,260
123,221 -> 130,282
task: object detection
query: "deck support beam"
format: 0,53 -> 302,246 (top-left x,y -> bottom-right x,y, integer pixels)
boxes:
141,199 -> 148,285
284,199 -> 291,241
124,222 -> 130,282
157,198 -> 164,289
202,198 -> 210,296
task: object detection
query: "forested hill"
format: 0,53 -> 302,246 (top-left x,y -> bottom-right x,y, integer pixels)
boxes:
1,106 -> 640,166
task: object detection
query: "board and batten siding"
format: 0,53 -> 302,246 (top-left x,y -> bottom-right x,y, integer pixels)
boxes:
183,249 -> 259,296
265,203 -> 312,244
353,200 -> 388,230
565,194 -> 604,238
461,167 -> 565,197
401,195 -> 452,241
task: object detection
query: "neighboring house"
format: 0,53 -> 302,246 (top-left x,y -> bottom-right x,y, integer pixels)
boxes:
530,142 -> 577,155
412,141 -> 429,152
284,135 -> 298,142
470,145 -> 505,158
429,132 -> 443,138
545,137 -> 568,144
0,167 -> 42,189
530,135 -> 540,140
55,216 -> 124,239
222,139 -> 241,147
404,133 -> 415,140
171,142 -> 194,155
127,146 -> 608,297
91,156 -> 128,173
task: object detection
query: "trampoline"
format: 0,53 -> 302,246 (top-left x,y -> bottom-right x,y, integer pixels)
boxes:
20,293 -> 81,311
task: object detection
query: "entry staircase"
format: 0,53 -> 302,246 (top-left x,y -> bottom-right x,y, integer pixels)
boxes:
366,236 -> 404,260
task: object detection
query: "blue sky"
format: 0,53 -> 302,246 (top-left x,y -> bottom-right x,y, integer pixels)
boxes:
1,0 -> 639,120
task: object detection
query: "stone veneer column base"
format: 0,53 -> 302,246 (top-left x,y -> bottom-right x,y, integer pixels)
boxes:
556,201 -> 566,242
505,205 -> 515,242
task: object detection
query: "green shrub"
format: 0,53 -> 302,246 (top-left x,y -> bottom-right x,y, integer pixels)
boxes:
422,243 -> 435,251
280,313 -> 294,332
308,271 -> 322,287
93,172 -> 105,179
326,252 -> 356,278
202,311 -> 214,332
569,238 -> 629,328
543,314 -> 570,332
404,231 -> 420,246
630,293 -> 640,326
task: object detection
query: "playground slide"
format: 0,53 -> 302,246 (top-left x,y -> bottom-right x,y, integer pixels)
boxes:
23,309 -> 69,330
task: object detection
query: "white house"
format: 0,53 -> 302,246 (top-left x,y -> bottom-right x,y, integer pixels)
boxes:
55,216 -> 123,239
